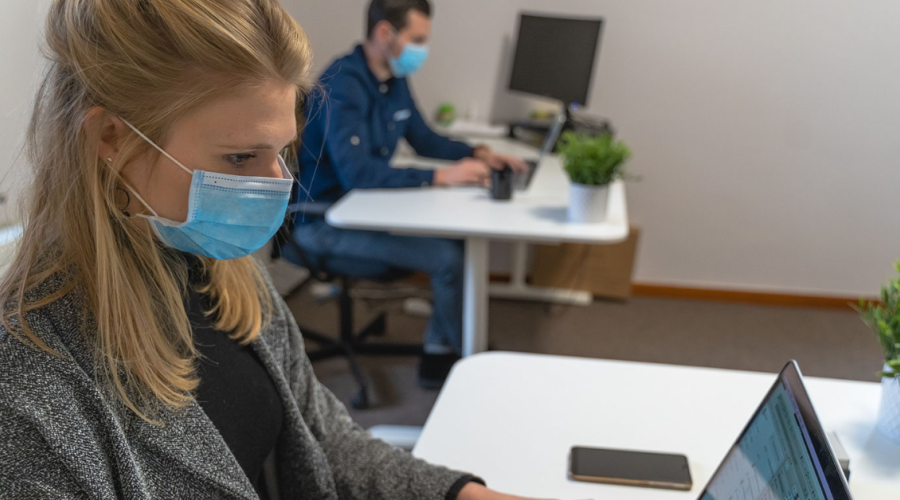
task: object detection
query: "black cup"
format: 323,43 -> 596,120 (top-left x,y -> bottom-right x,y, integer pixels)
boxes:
491,167 -> 514,201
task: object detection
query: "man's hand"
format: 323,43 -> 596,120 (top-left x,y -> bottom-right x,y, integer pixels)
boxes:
434,159 -> 491,187
457,482 -> 576,500
473,146 -> 530,174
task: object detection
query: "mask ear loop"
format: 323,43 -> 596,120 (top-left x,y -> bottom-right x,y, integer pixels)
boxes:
384,28 -> 401,64
121,119 -> 194,176
119,119 -> 195,218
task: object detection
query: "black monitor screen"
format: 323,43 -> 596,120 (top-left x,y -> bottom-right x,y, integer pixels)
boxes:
508,14 -> 603,106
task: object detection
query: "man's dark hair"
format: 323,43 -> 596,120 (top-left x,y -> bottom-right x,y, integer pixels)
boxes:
367,0 -> 432,39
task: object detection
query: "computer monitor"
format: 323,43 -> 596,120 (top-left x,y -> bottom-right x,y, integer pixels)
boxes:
698,361 -> 852,500
508,14 -> 604,106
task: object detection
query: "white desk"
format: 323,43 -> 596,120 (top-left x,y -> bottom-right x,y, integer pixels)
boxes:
414,353 -> 898,499
327,138 -> 629,356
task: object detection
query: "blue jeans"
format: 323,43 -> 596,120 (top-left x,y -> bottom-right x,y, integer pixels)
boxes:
293,221 -> 464,354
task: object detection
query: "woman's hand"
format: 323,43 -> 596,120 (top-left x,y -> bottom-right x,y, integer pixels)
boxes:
457,482 -> 580,500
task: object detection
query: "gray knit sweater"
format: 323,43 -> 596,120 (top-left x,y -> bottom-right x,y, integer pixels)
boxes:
0,268 -> 468,499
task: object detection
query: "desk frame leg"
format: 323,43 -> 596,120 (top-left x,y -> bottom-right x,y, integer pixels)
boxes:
463,237 -> 489,358
489,241 -> 593,306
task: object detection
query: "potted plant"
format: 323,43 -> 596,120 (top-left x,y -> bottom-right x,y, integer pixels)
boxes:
558,131 -> 632,223
857,262 -> 900,444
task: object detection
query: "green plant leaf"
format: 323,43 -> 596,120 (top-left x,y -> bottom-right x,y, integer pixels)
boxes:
559,131 -> 632,186
859,261 -> 900,366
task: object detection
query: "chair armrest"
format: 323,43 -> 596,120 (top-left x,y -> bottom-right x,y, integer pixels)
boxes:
287,201 -> 333,218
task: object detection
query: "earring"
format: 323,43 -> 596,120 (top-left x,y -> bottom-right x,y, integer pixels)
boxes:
106,157 -> 113,163
114,186 -> 131,217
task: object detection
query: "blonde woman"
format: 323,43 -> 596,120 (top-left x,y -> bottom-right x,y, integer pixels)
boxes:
0,1 -> 561,499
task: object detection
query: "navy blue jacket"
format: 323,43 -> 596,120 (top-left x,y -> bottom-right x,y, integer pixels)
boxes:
297,45 -> 474,207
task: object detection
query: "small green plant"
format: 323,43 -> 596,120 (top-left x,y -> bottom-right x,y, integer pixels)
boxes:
558,131 -> 632,186
435,103 -> 456,126
857,262 -> 900,378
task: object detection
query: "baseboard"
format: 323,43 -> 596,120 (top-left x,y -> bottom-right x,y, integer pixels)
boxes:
404,272 -> 870,310
631,284 -> 867,310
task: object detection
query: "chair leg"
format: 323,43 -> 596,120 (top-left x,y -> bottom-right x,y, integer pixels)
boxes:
339,276 -> 355,343
302,330 -> 338,346
301,328 -> 346,361
357,314 -> 387,342
306,345 -> 344,362
354,343 -> 423,356
303,327 -> 372,408
343,345 -> 370,410
298,276 -> 425,411
337,278 -> 371,409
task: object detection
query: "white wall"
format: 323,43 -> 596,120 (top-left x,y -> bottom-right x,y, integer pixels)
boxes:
285,0 -> 900,297
2,2 -> 897,297
0,2 -> 45,225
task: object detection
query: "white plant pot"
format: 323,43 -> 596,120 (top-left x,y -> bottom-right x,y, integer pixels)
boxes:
568,183 -> 609,223
877,365 -> 900,444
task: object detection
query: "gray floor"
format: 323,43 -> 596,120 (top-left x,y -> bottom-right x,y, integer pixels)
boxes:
282,284 -> 884,430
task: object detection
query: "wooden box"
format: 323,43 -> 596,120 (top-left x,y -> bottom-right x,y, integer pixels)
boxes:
531,226 -> 641,300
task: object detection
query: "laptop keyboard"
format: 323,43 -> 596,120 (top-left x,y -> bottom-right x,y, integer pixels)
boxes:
514,160 -> 539,190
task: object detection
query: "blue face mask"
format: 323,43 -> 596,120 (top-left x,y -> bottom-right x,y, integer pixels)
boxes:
121,120 -> 293,260
388,34 -> 429,78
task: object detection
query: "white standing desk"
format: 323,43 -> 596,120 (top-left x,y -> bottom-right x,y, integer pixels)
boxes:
326,138 -> 629,357
414,352 -> 898,499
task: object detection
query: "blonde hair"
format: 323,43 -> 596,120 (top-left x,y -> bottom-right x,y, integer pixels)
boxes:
0,0 -> 312,421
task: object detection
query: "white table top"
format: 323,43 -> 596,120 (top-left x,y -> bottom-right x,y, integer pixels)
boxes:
326,138 -> 629,244
413,352 -> 898,499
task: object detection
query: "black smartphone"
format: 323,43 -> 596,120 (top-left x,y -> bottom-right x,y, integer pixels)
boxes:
568,446 -> 693,491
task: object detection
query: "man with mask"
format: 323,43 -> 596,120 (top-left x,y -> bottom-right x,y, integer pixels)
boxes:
295,0 -> 526,388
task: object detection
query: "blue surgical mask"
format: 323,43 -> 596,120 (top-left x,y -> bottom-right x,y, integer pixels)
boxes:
388,33 -> 429,78
121,120 -> 293,260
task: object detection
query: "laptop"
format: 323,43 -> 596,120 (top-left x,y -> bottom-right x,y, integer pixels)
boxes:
514,112 -> 567,191
698,361 -> 852,499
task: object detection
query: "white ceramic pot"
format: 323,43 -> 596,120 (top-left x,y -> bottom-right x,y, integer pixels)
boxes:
877,365 -> 900,444
568,183 -> 609,223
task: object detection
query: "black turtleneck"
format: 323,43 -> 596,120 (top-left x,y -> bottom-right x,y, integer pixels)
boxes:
183,255 -> 283,498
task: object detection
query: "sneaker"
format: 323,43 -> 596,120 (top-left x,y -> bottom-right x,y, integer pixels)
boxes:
417,353 -> 461,390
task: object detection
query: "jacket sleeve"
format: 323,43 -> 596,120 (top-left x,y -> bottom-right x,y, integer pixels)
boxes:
0,335 -> 94,499
265,284 -> 471,499
0,409 -> 87,499
404,85 -> 474,161
325,75 -> 435,189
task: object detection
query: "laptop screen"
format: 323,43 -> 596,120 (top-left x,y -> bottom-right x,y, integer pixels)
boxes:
700,375 -> 839,500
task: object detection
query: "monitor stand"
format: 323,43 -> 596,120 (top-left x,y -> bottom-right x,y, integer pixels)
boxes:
506,102 -> 569,147
508,102 -> 613,152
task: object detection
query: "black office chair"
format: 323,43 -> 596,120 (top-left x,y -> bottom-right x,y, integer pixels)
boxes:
271,202 -> 424,409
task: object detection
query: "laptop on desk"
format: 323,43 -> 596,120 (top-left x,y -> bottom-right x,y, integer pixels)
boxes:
514,111 -> 567,191
698,361 -> 852,499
